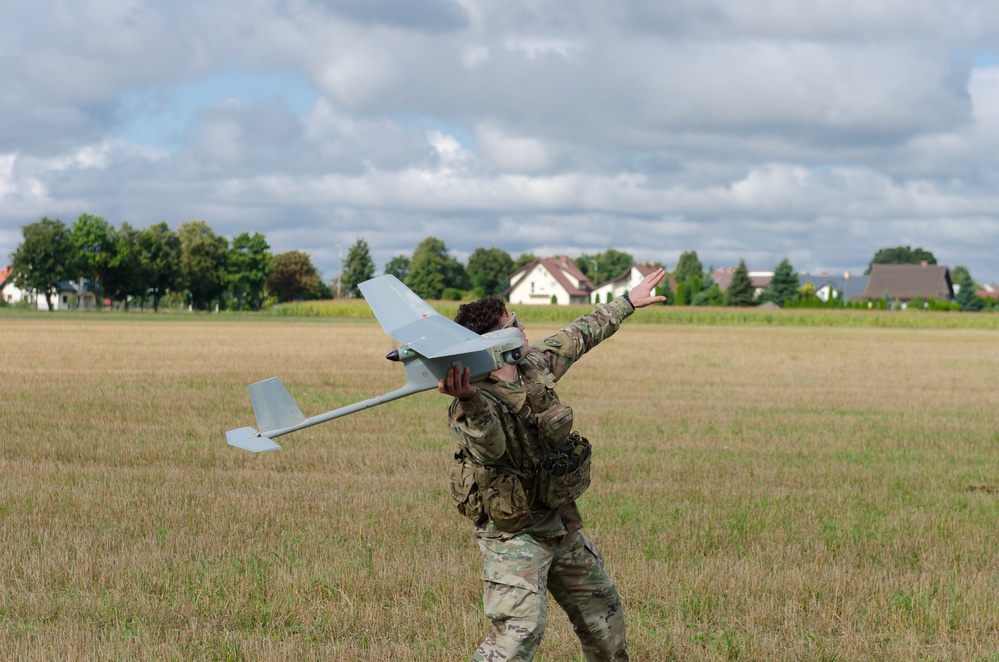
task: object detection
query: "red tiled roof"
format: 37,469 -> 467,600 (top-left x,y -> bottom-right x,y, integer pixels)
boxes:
711,267 -> 772,291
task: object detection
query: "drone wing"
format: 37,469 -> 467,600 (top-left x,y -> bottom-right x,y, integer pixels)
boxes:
358,275 -> 496,358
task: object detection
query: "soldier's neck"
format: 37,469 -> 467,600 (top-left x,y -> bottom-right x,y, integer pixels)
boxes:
491,363 -> 519,383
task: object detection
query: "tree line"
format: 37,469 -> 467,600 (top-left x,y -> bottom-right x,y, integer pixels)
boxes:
6,215 -> 992,313
665,247 -> 993,312
3,214 -> 645,311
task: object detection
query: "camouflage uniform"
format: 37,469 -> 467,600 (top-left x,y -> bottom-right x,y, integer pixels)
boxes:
448,296 -> 634,661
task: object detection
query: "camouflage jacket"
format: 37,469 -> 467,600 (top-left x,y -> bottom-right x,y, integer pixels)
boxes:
447,295 -> 635,539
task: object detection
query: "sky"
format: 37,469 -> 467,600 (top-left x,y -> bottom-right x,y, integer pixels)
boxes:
3,0 -> 999,285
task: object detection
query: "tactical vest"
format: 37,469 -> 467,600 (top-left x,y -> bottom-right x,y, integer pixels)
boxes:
448,350 -> 592,532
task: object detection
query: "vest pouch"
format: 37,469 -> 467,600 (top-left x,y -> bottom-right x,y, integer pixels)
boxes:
537,434 -> 592,509
536,403 -> 574,447
448,457 -> 485,524
477,466 -> 534,533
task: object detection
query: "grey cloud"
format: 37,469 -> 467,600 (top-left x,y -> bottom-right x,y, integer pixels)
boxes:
307,0 -> 469,33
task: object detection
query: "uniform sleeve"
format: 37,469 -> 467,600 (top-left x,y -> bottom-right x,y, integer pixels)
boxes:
447,391 -> 508,464
536,295 -> 634,381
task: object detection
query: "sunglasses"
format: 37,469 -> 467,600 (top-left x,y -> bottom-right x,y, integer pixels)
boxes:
500,312 -> 519,330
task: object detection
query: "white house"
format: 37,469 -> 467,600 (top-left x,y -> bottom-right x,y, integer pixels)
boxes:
507,256 -> 595,305
0,266 -> 98,309
591,263 -> 674,304
0,266 -> 31,306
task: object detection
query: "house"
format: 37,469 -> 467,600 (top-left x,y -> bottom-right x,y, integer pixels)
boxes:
591,263 -> 676,304
976,283 -> 999,303
798,272 -> 869,303
863,263 -> 953,303
40,280 -> 98,310
0,266 -> 98,309
711,267 -> 773,298
0,265 -> 30,306
507,256 -> 595,305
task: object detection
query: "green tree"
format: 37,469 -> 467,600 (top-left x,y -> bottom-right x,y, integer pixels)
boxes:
406,237 -> 467,299
950,265 -> 974,289
673,250 -> 704,285
137,222 -> 181,312
866,245 -> 937,274
725,259 -> 756,307
467,247 -> 514,297
513,252 -> 537,271
692,282 -> 724,306
227,232 -> 271,310
674,281 -> 689,306
266,250 -> 320,302
178,221 -> 228,310
761,258 -> 799,307
574,250 -> 634,286
384,255 -> 411,281
953,267 -> 983,311
102,222 -> 145,310
69,213 -> 115,305
10,217 -> 75,311
657,276 -> 674,305
342,238 -> 376,298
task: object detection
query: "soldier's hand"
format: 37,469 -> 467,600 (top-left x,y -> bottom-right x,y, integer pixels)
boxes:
628,267 -> 668,308
438,364 -> 478,401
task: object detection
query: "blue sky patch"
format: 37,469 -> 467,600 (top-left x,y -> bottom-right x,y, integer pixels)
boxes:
116,70 -> 320,148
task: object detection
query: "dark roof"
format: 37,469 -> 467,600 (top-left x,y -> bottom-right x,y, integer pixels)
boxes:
799,274 -> 869,300
863,264 -> 953,301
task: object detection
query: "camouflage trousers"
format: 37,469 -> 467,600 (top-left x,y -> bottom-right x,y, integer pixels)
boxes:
471,530 -> 628,661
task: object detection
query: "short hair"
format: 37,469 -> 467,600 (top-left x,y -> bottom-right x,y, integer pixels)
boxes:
454,295 -> 507,335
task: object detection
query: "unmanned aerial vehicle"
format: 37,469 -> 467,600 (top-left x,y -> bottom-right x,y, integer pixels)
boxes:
225,275 -> 526,452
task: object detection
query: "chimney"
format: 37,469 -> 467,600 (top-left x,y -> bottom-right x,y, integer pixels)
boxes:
920,261 -> 928,267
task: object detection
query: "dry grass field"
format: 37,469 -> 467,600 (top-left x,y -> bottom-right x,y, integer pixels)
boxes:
1,314 -> 997,661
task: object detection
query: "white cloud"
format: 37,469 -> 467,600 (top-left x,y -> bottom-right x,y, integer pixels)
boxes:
474,123 -> 552,173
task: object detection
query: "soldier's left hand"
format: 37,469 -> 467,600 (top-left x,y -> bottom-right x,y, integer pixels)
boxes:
628,267 -> 668,308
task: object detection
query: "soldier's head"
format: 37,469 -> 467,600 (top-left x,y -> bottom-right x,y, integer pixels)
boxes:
454,296 -> 509,335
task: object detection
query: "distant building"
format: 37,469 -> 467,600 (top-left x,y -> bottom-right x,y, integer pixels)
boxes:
0,266 -> 97,309
711,267 -> 773,299
590,263 -> 675,304
507,256 -> 594,305
863,263 -> 954,303
0,265 -> 30,306
976,282 -> 999,302
798,272 -> 869,303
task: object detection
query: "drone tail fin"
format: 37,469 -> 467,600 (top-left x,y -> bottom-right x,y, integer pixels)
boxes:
249,377 -> 306,434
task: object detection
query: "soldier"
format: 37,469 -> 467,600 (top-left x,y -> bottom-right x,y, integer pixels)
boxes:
439,267 -> 667,661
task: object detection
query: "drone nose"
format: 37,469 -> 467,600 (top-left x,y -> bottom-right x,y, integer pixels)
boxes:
386,349 -> 401,361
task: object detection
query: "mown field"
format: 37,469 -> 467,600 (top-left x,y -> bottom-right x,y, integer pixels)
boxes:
1,311 -> 997,661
